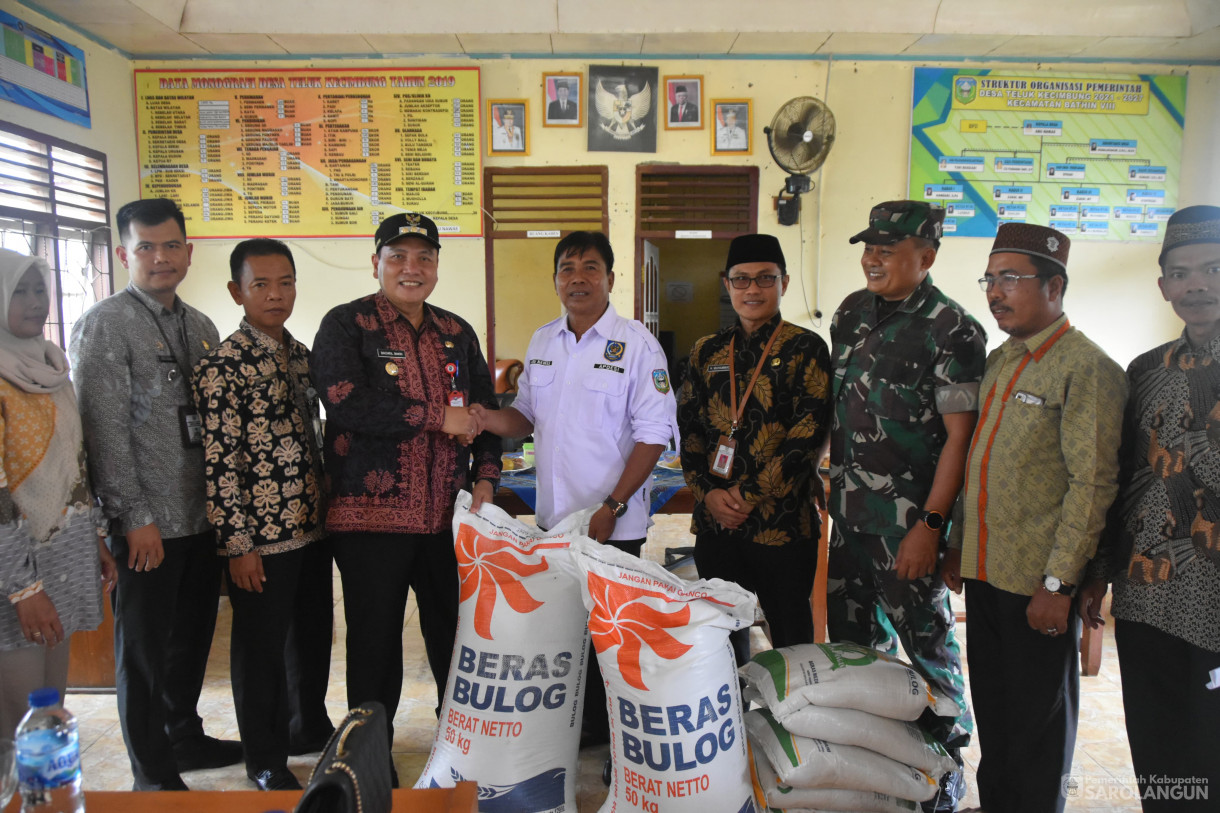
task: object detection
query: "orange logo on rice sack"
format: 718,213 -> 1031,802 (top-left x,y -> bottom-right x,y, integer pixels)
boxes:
455,525 -> 567,639
586,573 -> 693,691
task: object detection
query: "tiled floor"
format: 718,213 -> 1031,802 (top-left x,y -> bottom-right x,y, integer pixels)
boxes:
68,516 -> 1141,810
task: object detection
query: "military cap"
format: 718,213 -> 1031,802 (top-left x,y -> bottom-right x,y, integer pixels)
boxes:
849,200 -> 945,246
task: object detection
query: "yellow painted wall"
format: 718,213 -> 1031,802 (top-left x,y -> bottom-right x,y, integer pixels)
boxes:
3,0 -> 1217,368
492,239 -> 561,362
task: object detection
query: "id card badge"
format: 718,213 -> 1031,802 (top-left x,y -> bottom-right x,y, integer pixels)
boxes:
179,405 -> 203,448
448,390 -> 466,407
710,435 -> 737,478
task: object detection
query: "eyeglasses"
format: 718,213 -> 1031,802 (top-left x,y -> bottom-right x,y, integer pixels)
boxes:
977,273 -> 1045,292
725,274 -> 782,289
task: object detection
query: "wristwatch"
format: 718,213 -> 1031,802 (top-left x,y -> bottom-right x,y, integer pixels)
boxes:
603,497 -> 628,518
1042,575 -> 1075,596
919,510 -> 945,531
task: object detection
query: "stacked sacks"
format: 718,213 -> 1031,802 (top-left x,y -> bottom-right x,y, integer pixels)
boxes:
570,537 -> 760,813
415,491 -> 594,812
741,643 -> 960,811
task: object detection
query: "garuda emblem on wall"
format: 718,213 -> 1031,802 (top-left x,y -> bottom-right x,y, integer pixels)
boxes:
595,80 -> 651,140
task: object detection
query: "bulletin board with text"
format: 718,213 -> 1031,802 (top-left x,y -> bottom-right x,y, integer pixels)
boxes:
909,68 -> 1185,241
135,67 -> 482,239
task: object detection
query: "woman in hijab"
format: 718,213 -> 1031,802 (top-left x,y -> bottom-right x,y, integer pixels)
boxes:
0,247 -> 116,735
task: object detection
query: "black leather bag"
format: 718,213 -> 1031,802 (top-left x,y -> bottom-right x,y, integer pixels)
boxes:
294,703 -> 393,813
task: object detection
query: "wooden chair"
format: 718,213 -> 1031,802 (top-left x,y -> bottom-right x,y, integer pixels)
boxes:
494,359 -> 523,394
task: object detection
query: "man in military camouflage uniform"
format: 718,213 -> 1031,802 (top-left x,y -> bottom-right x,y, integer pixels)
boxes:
828,201 -> 986,812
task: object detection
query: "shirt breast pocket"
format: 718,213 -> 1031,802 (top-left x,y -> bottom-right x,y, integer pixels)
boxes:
871,359 -> 930,424
526,364 -> 556,389
1004,396 -> 1061,436
583,371 -> 627,418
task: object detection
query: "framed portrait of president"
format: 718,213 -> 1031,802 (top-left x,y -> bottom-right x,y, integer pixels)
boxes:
543,72 -> 582,127
664,76 -> 702,130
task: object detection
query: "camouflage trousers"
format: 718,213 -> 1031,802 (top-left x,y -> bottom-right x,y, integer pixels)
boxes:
826,525 -> 973,747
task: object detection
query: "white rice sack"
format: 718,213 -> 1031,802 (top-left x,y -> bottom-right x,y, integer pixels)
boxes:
745,709 -> 938,802
415,491 -> 593,812
777,705 -> 956,777
739,643 -> 959,721
571,537 -> 759,813
750,745 -> 918,812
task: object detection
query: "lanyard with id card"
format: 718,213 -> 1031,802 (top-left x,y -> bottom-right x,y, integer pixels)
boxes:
127,291 -> 204,448
711,322 -> 785,478
445,361 -> 465,406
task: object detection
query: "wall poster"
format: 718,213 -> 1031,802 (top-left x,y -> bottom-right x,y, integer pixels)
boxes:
910,68 -> 1186,241
0,9 -> 90,127
135,67 -> 482,239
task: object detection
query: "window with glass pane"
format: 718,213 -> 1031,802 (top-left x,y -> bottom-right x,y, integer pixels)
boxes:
0,123 -> 111,349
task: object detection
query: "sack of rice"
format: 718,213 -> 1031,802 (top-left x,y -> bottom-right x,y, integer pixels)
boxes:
572,537 -> 759,813
415,492 -> 593,812
749,745 -> 918,812
776,705 -> 955,777
745,709 -> 938,802
739,643 -> 958,721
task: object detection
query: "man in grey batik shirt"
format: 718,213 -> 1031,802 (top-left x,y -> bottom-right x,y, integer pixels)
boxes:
70,198 -> 239,791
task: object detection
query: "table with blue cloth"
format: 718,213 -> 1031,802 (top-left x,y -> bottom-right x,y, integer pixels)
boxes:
494,465 -> 692,517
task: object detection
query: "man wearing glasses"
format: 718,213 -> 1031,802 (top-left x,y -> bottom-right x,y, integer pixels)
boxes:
943,223 -> 1125,813
678,233 -> 832,664
828,200 -> 985,811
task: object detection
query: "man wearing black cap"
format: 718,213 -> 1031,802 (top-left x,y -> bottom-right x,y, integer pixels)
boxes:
829,200 -> 986,811
669,85 -> 696,123
944,222 -> 1126,813
309,212 -> 501,759
547,80 -> 577,121
678,233 -> 831,661
1078,205 -> 1220,810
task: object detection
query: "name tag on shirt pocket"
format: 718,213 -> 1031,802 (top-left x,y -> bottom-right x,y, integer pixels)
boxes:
526,363 -> 556,387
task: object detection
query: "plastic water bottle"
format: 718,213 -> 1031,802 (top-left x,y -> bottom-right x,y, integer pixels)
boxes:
15,688 -> 83,813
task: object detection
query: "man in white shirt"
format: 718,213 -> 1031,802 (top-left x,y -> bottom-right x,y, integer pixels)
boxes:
472,231 -> 676,547
471,230 -> 677,745
492,107 -> 523,151
717,108 -> 748,151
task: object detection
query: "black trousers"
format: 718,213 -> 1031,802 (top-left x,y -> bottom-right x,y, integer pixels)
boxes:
694,530 -> 816,663
965,579 -> 1079,813
227,540 -> 334,774
1115,617 -> 1220,811
285,538 -> 335,745
332,530 -> 458,745
109,531 -> 221,787
581,537 -> 645,742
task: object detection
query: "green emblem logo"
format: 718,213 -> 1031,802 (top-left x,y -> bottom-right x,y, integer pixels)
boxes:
954,76 -> 977,106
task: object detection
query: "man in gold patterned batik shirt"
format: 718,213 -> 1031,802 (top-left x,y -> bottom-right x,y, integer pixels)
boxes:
678,233 -> 831,663
944,223 -> 1126,813
1078,205 -> 1220,811
193,239 -> 334,792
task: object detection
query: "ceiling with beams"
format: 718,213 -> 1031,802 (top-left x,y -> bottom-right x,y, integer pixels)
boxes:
15,0 -> 1220,62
